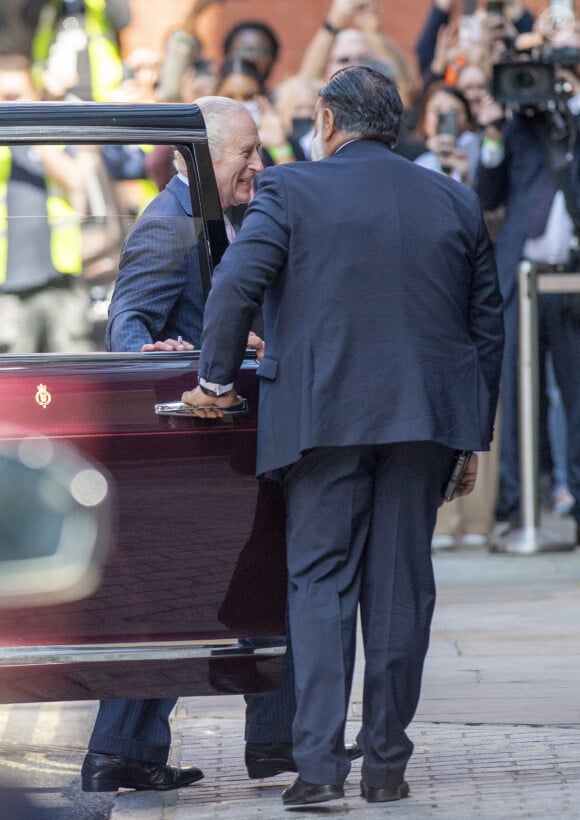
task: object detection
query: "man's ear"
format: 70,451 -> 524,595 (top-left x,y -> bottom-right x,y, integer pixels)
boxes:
321,106 -> 337,140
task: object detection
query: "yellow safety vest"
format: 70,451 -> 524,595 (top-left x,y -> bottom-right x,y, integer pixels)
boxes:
137,145 -> 159,213
0,146 -> 82,285
32,0 -> 124,101
113,145 -> 159,217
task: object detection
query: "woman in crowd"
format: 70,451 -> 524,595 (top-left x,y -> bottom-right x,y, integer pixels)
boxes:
215,58 -> 305,166
413,81 -> 479,186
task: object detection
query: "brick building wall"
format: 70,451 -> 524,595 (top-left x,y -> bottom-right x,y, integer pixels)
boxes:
123,0 -> 549,86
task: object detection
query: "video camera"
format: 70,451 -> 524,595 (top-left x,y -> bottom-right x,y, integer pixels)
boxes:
492,44 -> 580,110
490,0 -> 580,109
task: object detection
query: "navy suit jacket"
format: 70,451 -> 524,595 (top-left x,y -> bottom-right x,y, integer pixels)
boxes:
106,175 -> 204,352
199,139 -> 504,475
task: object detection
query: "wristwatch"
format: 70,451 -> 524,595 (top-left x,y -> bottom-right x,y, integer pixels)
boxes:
199,383 -> 230,397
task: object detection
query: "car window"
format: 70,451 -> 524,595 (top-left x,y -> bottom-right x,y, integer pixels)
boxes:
0,140 -> 205,354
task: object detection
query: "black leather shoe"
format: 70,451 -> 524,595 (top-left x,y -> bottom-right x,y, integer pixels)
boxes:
282,776 -> 344,806
360,779 -> 410,802
81,752 -> 204,792
245,741 -> 362,779
346,741 -> 363,761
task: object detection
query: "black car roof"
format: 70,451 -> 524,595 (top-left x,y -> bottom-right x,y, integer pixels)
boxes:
0,102 -> 207,145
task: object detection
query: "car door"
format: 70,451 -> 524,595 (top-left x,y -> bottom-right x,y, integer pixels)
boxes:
0,103 -> 287,704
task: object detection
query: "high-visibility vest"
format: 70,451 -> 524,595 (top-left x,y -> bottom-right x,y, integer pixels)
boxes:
0,146 -> 82,285
113,145 -> 159,217
32,0 -> 124,101
136,145 -> 159,213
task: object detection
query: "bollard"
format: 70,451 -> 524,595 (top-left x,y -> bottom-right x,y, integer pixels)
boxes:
492,260 -> 576,553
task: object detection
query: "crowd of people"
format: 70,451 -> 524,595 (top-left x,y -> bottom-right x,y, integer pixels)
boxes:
0,0 -> 578,810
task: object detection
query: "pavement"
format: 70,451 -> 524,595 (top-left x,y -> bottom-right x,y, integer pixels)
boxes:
109,514 -> 580,819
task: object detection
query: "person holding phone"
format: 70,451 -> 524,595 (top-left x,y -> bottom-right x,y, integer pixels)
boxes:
415,0 -> 535,90
413,81 -> 479,185
157,0 -> 281,103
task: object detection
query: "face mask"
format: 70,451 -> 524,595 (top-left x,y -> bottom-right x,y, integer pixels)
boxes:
310,126 -> 326,162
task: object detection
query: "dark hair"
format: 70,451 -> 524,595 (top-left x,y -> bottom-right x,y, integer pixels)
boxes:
414,81 -> 475,141
318,65 -> 403,148
216,58 -> 265,94
223,21 -> 280,72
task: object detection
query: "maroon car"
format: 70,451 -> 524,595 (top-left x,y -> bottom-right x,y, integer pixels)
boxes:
0,102 -> 287,704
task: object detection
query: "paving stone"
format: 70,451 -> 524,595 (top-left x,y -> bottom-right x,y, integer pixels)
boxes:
111,719 -> 580,819
110,536 -> 580,820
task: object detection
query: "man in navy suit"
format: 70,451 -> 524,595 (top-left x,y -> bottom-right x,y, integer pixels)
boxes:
83,97 -> 282,793
183,66 -> 504,807
104,166 -> 204,352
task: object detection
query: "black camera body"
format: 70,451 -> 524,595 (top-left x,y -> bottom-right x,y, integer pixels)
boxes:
492,46 -> 580,109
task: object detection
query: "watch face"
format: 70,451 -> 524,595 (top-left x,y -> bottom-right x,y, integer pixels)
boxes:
538,5 -> 576,44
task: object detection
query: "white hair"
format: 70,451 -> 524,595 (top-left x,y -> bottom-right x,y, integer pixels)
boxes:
195,95 -> 251,160
173,96 -> 251,175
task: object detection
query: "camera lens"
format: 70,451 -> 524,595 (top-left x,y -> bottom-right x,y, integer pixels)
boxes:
514,69 -> 536,90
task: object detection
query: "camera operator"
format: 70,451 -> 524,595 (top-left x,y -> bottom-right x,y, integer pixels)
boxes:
476,26 -> 580,543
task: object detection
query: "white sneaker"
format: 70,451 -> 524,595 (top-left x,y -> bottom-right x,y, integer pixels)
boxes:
461,533 -> 489,548
431,534 -> 458,550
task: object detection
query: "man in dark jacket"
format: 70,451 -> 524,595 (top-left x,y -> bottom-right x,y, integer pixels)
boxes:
183,66 -> 504,807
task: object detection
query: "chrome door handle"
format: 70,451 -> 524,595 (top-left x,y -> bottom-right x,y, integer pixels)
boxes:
154,399 -> 248,416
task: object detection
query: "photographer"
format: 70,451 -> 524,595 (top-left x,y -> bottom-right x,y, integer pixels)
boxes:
476,26 -> 580,542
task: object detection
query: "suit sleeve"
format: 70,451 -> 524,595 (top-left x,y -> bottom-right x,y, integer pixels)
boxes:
468,206 -> 505,437
199,169 -> 290,386
105,213 -> 194,352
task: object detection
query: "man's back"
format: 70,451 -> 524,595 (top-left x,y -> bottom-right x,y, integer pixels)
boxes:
187,68 -> 505,808
217,138 -> 503,472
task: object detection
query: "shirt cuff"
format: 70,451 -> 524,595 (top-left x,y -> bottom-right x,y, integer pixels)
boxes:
199,377 -> 234,396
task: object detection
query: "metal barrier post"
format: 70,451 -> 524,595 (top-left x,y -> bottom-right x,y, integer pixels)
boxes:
493,260 -> 576,553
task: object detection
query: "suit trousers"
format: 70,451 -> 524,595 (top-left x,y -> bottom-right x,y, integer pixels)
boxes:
244,634 -> 296,743
88,668 -> 297,763
283,441 -> 455,788
88,698 -> 177,764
